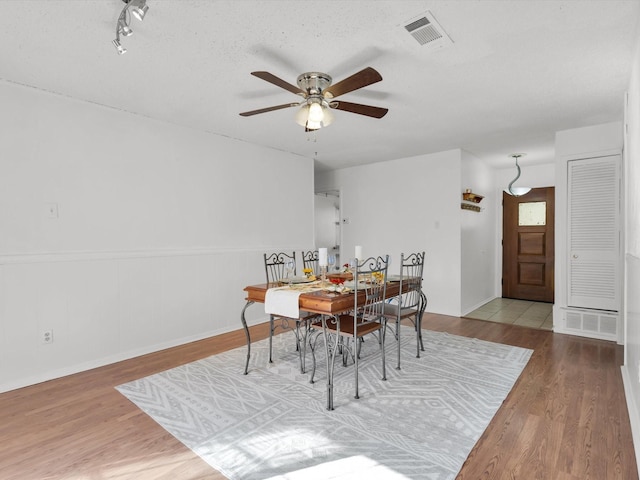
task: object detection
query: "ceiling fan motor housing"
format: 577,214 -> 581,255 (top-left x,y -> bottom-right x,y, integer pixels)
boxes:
297,72 -> 332,95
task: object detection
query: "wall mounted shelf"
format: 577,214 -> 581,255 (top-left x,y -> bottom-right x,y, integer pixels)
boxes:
461,189 -> 483,212
461,202 -> 481,212
462,190 -> 484,203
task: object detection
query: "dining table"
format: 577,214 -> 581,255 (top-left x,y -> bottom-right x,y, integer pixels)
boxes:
240,276 -> 426,410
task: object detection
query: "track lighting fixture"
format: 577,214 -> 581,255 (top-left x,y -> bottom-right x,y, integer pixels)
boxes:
112,0 -> 149,55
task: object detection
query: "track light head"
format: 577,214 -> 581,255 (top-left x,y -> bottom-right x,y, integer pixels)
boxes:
131,4 -> 149,21
119,23 -> 133,37
112,39 -> 127,55
127,0 -> 149,21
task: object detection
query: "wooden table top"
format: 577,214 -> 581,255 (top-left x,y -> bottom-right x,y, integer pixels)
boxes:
244,281 -> 406,316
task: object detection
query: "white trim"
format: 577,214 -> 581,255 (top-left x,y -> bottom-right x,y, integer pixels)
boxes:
0,315 -> 269,394
622,364 -> 640,480
0,247 -> 288,265
559,149 -> 622,162
461,295 -> 498,317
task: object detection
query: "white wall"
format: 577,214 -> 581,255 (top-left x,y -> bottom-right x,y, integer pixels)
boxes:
460,150 -> 496,314
622,21 -> 640,473
0,81 -> 315,392
316,150 -> 463,316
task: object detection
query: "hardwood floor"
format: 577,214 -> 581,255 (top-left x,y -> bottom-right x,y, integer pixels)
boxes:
0,315 -> 636,479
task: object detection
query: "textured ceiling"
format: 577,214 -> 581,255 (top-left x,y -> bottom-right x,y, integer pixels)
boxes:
1,0 -> 638,172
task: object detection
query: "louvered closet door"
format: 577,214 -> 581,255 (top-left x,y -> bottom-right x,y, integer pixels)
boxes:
567,155 -> 621,311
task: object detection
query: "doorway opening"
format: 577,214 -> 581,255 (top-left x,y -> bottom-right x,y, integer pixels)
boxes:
465,187 -> 556,330
314,190 -> 341,268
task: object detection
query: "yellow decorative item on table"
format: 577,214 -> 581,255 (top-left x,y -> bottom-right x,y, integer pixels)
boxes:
303,268 -> 316,281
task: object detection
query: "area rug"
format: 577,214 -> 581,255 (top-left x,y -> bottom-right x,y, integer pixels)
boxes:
116,327 -> 532,480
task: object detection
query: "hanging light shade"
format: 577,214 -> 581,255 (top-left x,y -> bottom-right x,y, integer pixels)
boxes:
505,153 -> 532,196
295,97 -> 333,130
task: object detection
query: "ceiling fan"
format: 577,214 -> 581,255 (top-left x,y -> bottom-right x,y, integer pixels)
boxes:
239,67 -> 388,131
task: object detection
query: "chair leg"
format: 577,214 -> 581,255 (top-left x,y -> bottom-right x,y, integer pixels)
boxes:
269,315 -> 274,363
380,321 -> 387,381
354,333 -> 359,399
396,317 -> 401,370
322,317 -> 339,410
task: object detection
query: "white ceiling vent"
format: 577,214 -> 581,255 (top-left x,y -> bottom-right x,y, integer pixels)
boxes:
403,11 -> 452,50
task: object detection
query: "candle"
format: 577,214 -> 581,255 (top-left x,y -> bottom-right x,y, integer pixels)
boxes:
355,245 -> 363,260
318,248 -> 328,266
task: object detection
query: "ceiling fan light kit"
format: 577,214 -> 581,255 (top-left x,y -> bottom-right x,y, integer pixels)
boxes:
240,67 -> 388,131
113,0 -> 149,55
295,99 -> 334,130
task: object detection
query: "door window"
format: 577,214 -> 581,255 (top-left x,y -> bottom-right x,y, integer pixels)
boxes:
518,201 -> 546,226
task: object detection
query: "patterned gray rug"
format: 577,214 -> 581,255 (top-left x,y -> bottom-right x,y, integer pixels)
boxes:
116,327 -> 532,480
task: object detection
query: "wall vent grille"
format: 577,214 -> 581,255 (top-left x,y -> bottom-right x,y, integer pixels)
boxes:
564,309 -> 618,341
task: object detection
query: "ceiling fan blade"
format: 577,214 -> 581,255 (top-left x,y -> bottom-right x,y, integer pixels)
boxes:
324,67 -> 383,99
239,102 -> 300,117
251,71 -> 305,96
331,101 -> 388,119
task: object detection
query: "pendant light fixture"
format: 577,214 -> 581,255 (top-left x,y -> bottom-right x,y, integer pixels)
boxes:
112,0 -> 150,55
506,153 -> 532,196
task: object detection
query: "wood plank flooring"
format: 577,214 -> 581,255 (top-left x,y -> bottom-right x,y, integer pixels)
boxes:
0,314 -> 636,479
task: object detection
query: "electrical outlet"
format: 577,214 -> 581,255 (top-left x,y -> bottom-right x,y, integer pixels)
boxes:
41,329 -> 53,344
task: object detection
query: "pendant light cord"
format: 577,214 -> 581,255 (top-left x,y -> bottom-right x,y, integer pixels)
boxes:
508,156 -> 523,196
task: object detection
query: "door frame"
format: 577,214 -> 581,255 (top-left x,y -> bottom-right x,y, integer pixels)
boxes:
314,189 -> 342,267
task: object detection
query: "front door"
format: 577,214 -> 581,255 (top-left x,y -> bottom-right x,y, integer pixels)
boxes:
502,187 -> 555,302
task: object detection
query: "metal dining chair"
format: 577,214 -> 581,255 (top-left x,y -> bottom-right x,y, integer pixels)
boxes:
263,252 -> 318,373
301,250 -> 320,276
383,251 -> 426,369
309,255 -> 389,408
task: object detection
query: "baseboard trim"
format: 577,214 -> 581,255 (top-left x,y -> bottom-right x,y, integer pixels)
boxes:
621,364 -> 640,480
0,315 -> 268,394
462,296 -> 497,317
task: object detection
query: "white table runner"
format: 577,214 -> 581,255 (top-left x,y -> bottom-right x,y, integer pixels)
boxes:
264,287 -> 303,318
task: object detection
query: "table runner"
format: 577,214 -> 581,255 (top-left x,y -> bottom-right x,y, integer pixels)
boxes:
264,282 -> 324,317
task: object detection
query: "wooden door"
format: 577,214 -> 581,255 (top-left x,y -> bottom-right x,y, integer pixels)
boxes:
502,187 -> 555,302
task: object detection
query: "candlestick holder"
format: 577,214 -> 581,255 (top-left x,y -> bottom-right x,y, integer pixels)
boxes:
320,265 -> 327,285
